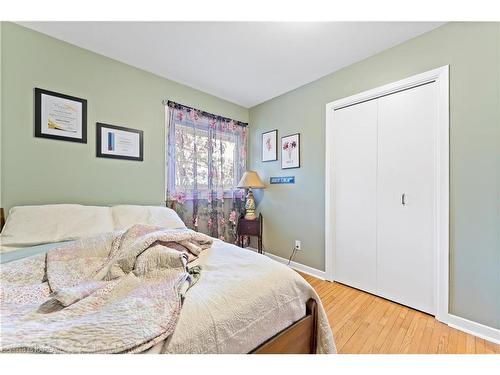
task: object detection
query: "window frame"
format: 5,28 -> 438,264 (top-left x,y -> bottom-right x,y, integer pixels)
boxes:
167,117 -> 244,201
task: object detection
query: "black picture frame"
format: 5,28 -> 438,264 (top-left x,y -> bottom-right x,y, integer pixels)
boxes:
262,129 -> 278,162
96,123 -> 144,161
34,88 -> 87,143
281,133 -> 300,169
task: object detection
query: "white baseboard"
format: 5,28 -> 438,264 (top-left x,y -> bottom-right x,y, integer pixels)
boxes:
447,314 -> 500,345
248,248 -> 327,280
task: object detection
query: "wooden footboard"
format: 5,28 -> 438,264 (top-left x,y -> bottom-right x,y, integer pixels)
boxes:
250,298 -> 318,354
0,208 -> 5,231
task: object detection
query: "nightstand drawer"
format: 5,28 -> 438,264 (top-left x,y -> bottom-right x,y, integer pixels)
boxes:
239,220 -> 260,235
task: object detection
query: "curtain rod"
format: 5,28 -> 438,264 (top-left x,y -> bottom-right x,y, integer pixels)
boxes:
163,100 -> 248,127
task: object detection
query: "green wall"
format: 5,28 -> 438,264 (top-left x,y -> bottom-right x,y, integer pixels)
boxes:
0,22 -> 248,212
249,22 -> 500,329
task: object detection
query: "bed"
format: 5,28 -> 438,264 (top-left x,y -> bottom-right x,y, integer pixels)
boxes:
0,205 -> 335,354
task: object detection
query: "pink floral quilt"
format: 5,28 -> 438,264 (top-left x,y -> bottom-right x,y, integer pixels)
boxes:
0,224 -> 212,353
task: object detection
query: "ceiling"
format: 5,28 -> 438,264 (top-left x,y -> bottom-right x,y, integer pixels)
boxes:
19,22 -> 444,108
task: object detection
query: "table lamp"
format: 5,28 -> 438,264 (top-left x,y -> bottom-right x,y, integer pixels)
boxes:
237,170 -> 265,220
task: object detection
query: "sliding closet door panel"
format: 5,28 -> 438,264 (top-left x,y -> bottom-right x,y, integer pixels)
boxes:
377,83 -> 437,314
333,100 -> 377,293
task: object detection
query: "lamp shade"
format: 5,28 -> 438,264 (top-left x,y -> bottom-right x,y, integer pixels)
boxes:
237,170 -> 265,189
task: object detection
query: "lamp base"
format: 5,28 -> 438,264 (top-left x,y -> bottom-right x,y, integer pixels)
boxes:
244,189 -> 257,220
244,212 -> 257,220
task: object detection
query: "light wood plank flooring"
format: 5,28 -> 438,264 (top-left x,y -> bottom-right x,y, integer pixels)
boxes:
300,273 -> 500,354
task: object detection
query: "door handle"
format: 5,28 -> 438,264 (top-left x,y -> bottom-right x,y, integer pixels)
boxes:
401,193 -> 406,206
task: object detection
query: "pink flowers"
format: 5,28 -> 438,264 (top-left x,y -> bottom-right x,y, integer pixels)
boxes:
266,137 -> 272,151
171,191 -> 187,204
229,210 -> 237,224
283,140 -> 297,159
189,110 -> 200,122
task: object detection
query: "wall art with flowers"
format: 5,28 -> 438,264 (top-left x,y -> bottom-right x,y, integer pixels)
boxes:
281,133 -> 300,169
262,129 -> 278,162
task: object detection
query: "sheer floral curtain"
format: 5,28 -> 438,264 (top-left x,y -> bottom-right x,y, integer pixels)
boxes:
166,101 -> 247,243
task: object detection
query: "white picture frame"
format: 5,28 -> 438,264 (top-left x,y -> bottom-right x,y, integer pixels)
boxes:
281,133 -> 300,169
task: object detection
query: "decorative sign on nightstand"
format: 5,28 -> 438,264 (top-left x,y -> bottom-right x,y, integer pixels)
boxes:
270,176 -> 295,184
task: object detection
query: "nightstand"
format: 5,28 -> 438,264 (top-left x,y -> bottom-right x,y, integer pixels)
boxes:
237,213 -> 263,254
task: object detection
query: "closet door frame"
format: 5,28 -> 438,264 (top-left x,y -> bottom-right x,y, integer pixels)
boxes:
325,65 -> 449,323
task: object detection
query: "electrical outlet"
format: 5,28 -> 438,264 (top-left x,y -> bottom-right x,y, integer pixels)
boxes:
295,240 -> 301,251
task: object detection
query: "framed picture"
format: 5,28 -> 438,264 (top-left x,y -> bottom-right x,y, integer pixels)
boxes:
96,123 -> 144,161
35,88 -> 87,143
262,129 -> 278,162
281,133 -> 300,169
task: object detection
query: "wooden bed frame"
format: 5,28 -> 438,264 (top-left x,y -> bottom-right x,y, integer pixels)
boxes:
0,207 -> 319,354
251,298 -> 318,354
0,208 -> 5,232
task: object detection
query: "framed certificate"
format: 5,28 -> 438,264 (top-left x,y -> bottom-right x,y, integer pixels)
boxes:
96,123 -> 144,161
34,88 -> 87,143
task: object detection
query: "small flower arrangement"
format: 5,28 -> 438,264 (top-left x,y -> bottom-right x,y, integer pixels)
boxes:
266,136 -> 272,151
283,140 -> 297,159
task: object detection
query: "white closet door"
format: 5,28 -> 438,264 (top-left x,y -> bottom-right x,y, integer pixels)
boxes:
333,100 -> 378,293
376,83 -> 437,314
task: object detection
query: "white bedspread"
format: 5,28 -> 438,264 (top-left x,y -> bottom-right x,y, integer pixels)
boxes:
1,237 -> 336,354
150,239 -> 336,354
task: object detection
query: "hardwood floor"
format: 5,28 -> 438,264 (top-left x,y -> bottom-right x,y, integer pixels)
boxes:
300,273 -> 500,354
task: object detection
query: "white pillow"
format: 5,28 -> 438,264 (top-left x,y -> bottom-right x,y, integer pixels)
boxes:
0,204 -> 114,249
111,205 -> 186,231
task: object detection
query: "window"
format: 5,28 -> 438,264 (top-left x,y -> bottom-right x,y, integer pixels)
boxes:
166,103 -> 247,201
